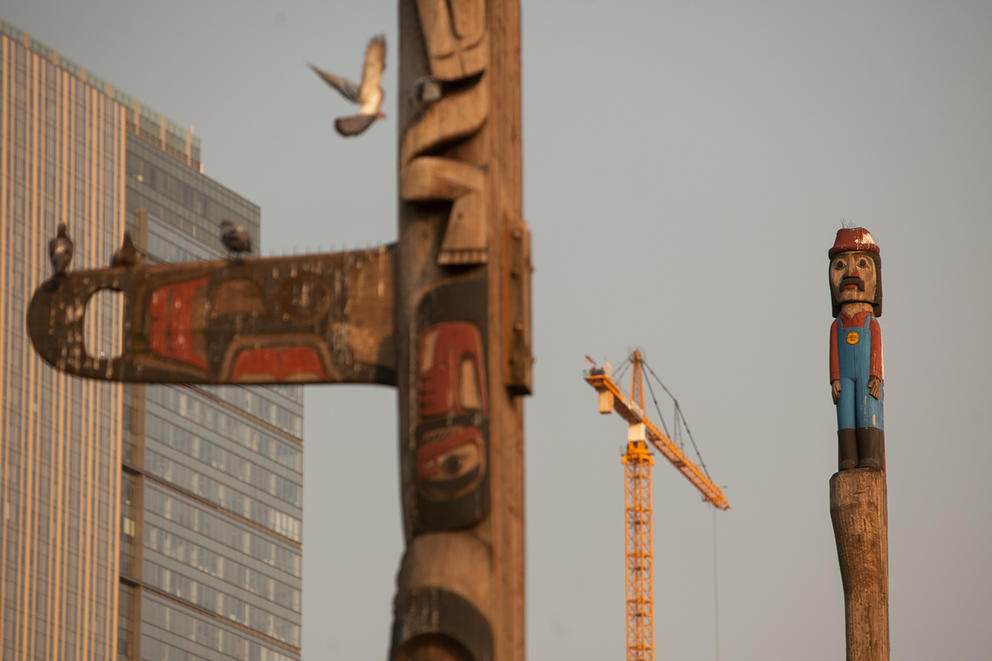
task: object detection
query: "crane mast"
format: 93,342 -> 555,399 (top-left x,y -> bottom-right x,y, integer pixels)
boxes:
623,422 -> 654,660
585,350 -> 730,661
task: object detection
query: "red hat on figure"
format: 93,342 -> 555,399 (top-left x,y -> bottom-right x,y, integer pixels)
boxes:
829,227 -> 880,258
828,227 -> 882,317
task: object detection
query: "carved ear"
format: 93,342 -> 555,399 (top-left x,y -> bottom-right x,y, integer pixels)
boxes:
334,113 -> 378,137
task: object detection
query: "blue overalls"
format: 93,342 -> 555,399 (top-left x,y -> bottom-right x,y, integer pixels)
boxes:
835,315 -> 883,430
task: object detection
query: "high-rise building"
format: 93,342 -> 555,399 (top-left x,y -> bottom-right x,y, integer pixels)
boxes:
0,19 -> 302,660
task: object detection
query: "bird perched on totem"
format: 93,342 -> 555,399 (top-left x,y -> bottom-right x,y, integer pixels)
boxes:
308,34 -> 386,137
828,227 -> 884,472
406,75 -> 442,120
220,220 -> 252,259
48,222 -> 73,277
410,75 -> 442,105
110,231 -> 143,268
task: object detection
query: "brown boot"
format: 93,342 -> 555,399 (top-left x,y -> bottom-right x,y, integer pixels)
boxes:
838,428 -> 858,471
856,427 -> 884,470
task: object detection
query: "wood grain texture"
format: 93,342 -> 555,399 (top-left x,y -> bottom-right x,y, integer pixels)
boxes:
26,247 -> 396,384
400,0 -> 491,265
395,1 -> 525,659
830,468 -> 889,661
486,1 -> 525,658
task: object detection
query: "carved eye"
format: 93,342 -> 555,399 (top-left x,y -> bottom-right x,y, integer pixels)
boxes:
833,259 -> 845,270
858,258 -> 869,268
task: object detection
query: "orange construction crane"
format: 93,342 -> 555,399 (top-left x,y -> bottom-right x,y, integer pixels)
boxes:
584,350 -> 729,661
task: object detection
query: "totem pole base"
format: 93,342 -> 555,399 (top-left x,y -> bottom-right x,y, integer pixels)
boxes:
829,468 -> 889,661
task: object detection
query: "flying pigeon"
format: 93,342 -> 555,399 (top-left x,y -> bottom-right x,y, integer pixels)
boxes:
220,219 -> 251,258
111,231 -> 141,268
48,223 -> 73,276
309,34 -> 386,137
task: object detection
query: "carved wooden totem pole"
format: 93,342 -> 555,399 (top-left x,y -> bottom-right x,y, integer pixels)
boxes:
26,2 -> 529,659
827,227 -> 889,661
393,1 -> 528,659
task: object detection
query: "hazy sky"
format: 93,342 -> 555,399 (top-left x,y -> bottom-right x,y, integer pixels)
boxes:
5,2 -> 992,659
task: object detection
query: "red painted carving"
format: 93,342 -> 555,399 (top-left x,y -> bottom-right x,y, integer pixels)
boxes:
230,346 -> 328,382
415,321 -> 488,498
417,322 -> 487,418
148,277 -> 208,368
416,426 -> 483,481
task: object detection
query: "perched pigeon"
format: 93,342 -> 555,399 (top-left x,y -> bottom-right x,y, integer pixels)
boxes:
111,231 -> 141,268
410,75 -> 442,105
48,223 -> 73,276
220,219 -> 251,258
309,34 -> 386,137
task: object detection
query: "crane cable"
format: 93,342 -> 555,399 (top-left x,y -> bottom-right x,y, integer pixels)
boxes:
639,355 -> 724,659
643,360 -> 713,482
641,369 -> 673,441
601,351 -> 725,658
612,355 -> 631,385
713,507 -> 721,661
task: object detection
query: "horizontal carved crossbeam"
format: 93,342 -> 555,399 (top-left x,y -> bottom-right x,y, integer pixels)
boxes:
28,247 -> 396,386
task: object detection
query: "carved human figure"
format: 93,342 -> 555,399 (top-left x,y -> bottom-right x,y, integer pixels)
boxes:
828,228 -> 884,470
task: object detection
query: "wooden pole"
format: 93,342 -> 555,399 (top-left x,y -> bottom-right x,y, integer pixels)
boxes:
830,469 -> 889,661
23,3 -> 528,657
393,1 -> 529,659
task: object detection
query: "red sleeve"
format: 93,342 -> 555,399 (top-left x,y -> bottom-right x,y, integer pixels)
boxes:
870,318 -> 883,379
829,320 -> 839,382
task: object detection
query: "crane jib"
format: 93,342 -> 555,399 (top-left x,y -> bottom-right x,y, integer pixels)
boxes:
584,371 -> 730,511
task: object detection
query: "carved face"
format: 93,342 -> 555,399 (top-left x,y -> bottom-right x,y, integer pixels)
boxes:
829,251 -> 877,308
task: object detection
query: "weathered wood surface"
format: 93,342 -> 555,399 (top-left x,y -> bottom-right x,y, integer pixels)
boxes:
24,2 -> 529,656
393,0 -> 527,659
399,0 -> 490,266
830,468 -> 889,661
27,247 -> 396,385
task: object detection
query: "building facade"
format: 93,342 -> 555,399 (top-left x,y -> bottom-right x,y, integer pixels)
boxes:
0,20 -> 302,660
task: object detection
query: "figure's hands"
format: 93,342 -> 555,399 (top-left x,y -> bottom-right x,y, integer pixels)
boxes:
831,379 -> 841,404
868,375 -> 881,399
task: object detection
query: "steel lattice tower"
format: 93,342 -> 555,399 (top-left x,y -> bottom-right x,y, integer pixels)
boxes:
623,435 -> 654,661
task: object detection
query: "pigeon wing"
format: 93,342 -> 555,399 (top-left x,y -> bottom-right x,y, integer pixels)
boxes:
335,113 -> 378,137
308,63 -> 360,104
357,35 -> 386,114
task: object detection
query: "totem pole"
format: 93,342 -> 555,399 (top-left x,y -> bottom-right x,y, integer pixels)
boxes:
393,1 -> 528,659
26,2 -> 529,659
827,227 -> 889,661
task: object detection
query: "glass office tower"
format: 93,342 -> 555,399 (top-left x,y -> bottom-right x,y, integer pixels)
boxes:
0,20 -> 302,660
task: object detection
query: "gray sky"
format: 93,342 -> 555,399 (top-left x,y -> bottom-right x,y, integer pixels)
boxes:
5,1 -> 992,659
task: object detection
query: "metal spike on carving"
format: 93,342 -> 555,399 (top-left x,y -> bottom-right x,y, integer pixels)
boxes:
309,34 -> 387,137
49,223 -> 73,276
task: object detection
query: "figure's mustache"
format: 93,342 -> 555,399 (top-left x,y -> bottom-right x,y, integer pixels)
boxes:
840,276 -> 865,291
